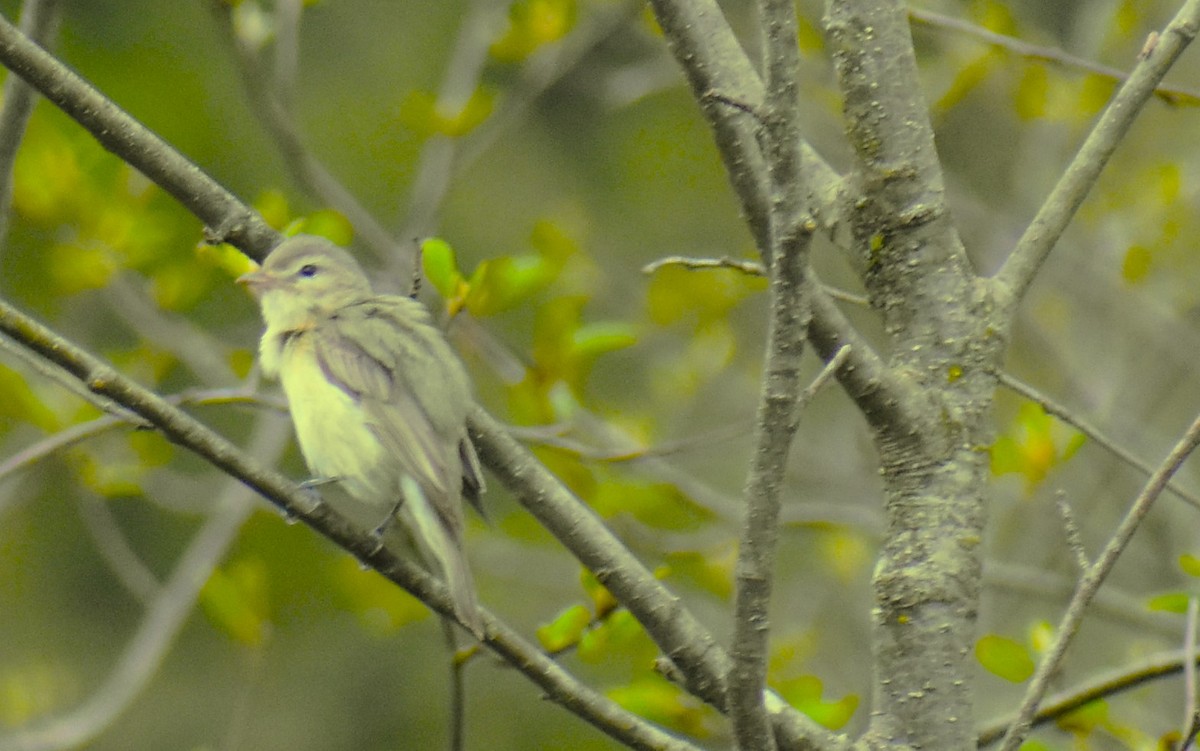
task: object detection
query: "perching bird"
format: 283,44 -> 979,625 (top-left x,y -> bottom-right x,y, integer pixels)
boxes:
239,234 -> 485,638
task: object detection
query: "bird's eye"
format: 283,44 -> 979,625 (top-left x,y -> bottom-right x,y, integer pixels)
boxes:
298,264 -> 319,278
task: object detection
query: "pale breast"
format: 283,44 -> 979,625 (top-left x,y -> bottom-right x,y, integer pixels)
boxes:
277,334 -> 391,504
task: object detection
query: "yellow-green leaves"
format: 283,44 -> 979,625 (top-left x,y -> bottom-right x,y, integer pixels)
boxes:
536,604 -> 592,652
201,558 -> 271,647
490,0 -> 577,63
975,633 -> 1035,683
422,222 -> 573,317
776,675 -> 858,730
991,402 -> 1085,491
1147,554 -> 1200,613
399,88 -> 494,139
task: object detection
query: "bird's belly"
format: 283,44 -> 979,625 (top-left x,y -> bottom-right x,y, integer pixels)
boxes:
278,345 -> 389,503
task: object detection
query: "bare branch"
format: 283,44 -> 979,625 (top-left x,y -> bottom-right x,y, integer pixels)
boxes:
994,0 -> 1200,309
1053,490 -> 1089,573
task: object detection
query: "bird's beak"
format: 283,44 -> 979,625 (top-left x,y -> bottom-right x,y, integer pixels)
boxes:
237,267 -> 275,295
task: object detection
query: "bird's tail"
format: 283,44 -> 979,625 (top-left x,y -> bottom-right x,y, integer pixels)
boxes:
400,475 -> 485,639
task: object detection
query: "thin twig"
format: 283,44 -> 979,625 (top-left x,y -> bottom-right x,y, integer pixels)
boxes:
1053,490 -> 1089,573
0,331 -> 149,426
0,389 -> 280,485
997,409 -> 1200,751
978,649 -> 1200,746
908,7 -> 1200,106
441,618 -> 468,751
76,494 -> 161,603
998,371 -> 1200,512
0,0 -> 60,251
642,255 -> 765,276
1184,598 -> 1200,750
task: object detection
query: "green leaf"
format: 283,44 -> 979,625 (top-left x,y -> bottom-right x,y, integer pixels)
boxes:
399,87 -> 495,138
1181,554 -> 1200,577
536,604 -> 591,652
976,634 -> 1035,682
776,674 -> 859,730
663,548 -> 734,599
200,558 -> 271,647
570,321 -> 637,360
333,556 -> 428,634
1121,245 -> 1152,283
489,0 -> 577,63
1147,592 -> 1191,613
591,478 -> 711,531
285,209 -> 354,246
607,674 -> 710,737
420,237 -> 464,300
464,253 -> 556,316
0,364 -> 58,431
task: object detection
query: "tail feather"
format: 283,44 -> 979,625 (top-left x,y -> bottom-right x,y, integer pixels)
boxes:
400,475 -> 485,639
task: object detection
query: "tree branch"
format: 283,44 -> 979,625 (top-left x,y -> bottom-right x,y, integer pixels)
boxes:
0,0 -> 59,251
993,0 -> 1200,310
997,410 -> 1200,751
977,649 -> 1200,746
0,11 -> 279,257
728,0 -> 813,746
468,407 -> 844,750
0,298 -> 702,751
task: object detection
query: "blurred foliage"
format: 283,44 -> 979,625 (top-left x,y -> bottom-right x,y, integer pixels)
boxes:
0,0 -> 1197,749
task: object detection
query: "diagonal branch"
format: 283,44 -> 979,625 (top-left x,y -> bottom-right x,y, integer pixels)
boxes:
468,407 -> 844,750
0,0 -> 59,251
993,0 -> 1200,311
0,12 -> 279,257
0,297 -> 702,751
997,410 -> 1200,751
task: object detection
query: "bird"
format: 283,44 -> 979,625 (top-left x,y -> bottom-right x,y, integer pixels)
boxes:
239,234 -> 485,638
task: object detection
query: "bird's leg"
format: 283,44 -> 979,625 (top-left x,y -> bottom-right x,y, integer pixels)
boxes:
297,475 -> 340,508
372,495 -> 406,539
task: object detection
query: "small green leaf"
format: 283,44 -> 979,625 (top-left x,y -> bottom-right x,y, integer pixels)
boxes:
464,254 -> 555,316
1121,245 -> 1152,283
591,479 -> 711,531
333,557 -> 427,634
608,675 -> 710,737
420,237 -> 463,300
663,548 -> 734,600
1181,554 -> 1200,578
200,559 -> 271,647
976,634 -> 1035,682
570,321 -> 637,359
285,209 -> 354,246
399,87 -> 494,138
776,674 -> 859,730
536,604 -> 591,652
1147,592 -> 1191,613
490,0 -> 577,62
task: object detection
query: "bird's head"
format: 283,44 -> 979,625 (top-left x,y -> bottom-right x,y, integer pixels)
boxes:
239,235 -> 373,330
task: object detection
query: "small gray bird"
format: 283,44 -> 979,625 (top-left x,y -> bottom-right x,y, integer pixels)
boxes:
239,234 -> 485,638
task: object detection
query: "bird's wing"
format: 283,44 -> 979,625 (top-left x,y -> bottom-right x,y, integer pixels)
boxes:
313,298 -> 470,514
